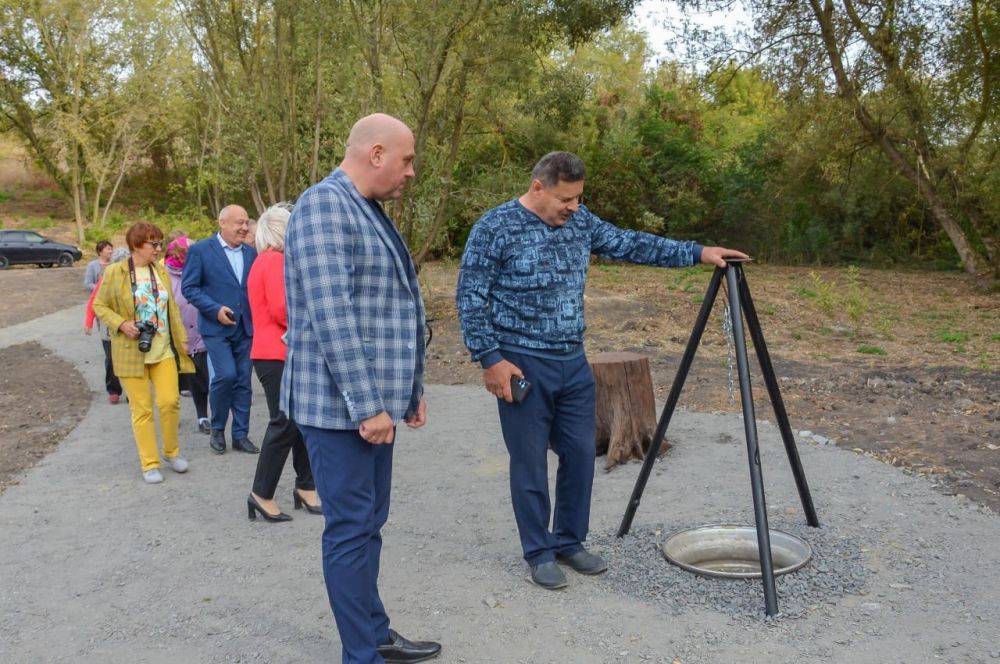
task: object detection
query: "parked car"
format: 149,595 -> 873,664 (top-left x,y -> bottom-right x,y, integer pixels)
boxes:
0,230 -> 83,269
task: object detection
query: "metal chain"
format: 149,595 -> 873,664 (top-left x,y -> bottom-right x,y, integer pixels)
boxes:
721,287 -> 737,403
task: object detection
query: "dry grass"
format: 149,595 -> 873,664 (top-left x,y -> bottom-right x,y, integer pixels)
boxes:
0,135 -> 68,235
0,134 -> 57,193
419,260 -> 999,371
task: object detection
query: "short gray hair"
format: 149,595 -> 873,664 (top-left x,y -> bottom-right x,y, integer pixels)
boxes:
531,151 -> 586,187
255,203 -> 293,251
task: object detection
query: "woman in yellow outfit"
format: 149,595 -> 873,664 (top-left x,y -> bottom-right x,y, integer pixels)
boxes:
93,222 -> 195,484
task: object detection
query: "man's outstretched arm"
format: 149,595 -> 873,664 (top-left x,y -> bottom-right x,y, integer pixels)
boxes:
588,208 -> 748,267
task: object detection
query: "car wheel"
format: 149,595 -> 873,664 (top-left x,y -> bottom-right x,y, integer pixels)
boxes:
57,252 -> 74,267
0,255 -> 9,269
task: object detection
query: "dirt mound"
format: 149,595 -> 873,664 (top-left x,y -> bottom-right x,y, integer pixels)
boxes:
0,341 -> 91,493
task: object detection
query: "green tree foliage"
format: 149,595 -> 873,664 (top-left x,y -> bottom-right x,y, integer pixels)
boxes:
0,0 -> 184,242
675,0 -> 998,277
0,0 -> 993,275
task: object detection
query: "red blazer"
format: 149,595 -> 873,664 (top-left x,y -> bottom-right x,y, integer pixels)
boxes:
84,277 -> 102,330
247,249 -> 288,361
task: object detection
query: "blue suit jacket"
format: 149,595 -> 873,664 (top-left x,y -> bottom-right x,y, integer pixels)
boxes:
281,169 -> 426,429
181,234 -> 257,338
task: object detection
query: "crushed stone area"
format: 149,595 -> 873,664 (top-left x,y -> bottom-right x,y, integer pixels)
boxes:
590,521 -> 869,623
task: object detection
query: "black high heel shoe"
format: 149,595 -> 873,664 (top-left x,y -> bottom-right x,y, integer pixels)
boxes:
247,494 -> 292,522
293,489 -> 323,515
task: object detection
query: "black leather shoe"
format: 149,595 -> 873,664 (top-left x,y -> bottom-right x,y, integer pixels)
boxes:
529,561 -> 568,589
247,494 -> 292,522
556,548 -> 608,575
232,437 -> 259,454
210,430 -> 226,454
377,629 -> 441,663
293,489 -> 323,515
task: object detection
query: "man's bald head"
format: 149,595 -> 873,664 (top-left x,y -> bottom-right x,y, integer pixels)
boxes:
217,204 -> 250,247
340,113 -> 416,201
345,113 -> 412,157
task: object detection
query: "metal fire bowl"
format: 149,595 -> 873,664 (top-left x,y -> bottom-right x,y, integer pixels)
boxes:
660,524 -> 813,579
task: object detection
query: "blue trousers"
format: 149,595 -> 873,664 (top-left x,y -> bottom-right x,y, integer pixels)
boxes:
497,350 -> 596,565
203,329 -> 253,439
301,425 -> 392,664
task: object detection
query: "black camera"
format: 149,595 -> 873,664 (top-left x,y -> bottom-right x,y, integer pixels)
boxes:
135,320 -> 157,353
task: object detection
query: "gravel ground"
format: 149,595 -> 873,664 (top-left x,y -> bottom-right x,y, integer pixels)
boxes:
590,521 -> 869,624
1,307 -> 999,663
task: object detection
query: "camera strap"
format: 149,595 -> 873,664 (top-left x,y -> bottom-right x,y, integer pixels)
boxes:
128,257 -> 161,329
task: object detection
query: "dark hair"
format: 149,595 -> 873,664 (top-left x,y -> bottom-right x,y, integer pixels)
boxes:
530,151 -> 586,187
125,222 -> 165,251
95,240 -> 112,254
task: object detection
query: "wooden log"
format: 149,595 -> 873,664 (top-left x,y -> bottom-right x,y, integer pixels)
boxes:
590,351 -> 664,470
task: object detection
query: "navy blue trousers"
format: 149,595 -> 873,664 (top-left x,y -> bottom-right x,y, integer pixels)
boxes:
203,328 -> 252,439
300,425 -> 392,664
497,350 -> 596,565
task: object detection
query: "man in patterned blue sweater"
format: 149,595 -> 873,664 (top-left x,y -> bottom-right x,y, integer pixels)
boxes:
457,151 -> 748,589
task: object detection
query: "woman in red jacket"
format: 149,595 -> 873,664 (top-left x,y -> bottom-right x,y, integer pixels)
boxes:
246,204 -> 320,522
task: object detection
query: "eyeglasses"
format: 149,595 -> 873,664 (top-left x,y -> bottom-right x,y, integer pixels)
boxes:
146,241 -> 163,249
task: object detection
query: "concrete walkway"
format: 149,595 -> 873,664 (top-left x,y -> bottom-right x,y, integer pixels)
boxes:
1,307 -> 998,663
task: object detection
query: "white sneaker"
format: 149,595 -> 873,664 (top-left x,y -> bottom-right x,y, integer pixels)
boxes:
165,456 -> 189,473
143,468 -> 164,484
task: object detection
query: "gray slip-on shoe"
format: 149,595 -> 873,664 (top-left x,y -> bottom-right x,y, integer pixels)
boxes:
556,549 -> 608,575
529,561 -> 568,589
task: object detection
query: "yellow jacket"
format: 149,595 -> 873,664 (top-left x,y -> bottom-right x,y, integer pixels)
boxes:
92,260 -> 195,378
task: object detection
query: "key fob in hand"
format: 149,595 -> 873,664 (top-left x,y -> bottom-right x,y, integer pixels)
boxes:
510,375 -> 532,403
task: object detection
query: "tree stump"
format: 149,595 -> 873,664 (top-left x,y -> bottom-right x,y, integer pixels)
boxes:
590,351 -> 664,470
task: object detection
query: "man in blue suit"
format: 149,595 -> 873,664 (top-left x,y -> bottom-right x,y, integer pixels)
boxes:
182,205 -> 259,454
282,114 -> 440,664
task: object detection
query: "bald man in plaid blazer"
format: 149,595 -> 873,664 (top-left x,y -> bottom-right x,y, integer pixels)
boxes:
281,113 -> 439,664
280,169 -> 426,428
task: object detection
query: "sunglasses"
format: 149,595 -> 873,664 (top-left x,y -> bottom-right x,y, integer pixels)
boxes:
145,241 -> 163,249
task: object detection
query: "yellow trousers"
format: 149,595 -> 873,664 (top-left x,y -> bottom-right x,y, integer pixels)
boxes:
120,356 -> 181,472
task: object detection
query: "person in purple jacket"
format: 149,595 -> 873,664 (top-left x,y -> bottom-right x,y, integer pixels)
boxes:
165,236 -> 211,434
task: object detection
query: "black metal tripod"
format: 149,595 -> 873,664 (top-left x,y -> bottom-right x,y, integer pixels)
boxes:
617,260 -> 820,616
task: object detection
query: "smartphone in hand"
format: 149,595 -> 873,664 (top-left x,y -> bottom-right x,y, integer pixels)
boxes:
510,375 -> 532,403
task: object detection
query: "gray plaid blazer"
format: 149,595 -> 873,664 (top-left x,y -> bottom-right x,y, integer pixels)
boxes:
281,168 -> 425,429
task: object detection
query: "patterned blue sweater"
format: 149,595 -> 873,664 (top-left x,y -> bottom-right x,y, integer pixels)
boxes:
457,199 -> 702,368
